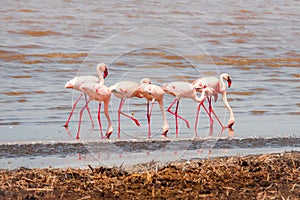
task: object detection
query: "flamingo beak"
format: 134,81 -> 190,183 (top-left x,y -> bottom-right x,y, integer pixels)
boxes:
227,77 -> 232,88
64,82 -> 73,88
103,68 -> 108,79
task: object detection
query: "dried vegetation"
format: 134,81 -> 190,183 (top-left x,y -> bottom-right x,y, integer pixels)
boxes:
0,151 -> 299,199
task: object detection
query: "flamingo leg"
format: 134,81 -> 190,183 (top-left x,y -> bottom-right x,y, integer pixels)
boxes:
175,99 -> 179,137
76,100 -> 91,140
117,99 -> 123,139
84,94 -> 95,129
97,102 -> 103,138
64,93 -> 83,128
147,102 -> 151,139
207,96 -> 214,127
167,99 -> 190,129
194,99 -> 206,138
119,101 -> 141,126
118,99 -> 141,139
210,107 -> 225,129
147,101 -> 155,139
104,97 -> 113,139
204,96 -> 225,129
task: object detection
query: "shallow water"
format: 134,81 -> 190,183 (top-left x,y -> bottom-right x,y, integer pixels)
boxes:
0,0 -> 299,168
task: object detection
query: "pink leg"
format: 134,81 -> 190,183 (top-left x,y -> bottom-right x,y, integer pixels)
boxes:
117,99 -> 141,139
210,108 -> 225,129
167,99 -> 190,129
194,100 -> 205,138
117,99 -> 123,139
175,100 -> 179,137
205,96 -> 225,129
147,101 -> 155,139
196,96 -> 227,136
119,100 -> 141,125
76,100 -> 90,140
207,97 -> 214,127
198,99 -> 216,127
84,94 -> 95,129
64,93 -> 83,127
97,102 -> 103,138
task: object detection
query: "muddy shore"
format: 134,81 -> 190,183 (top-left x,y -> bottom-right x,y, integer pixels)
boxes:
0,151 -> 299,199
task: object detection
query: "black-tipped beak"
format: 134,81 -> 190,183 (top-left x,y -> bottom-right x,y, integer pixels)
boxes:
227,77 -> 232,88
103,68 -> 108,79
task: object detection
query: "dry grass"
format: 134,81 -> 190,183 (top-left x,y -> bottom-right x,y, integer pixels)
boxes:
0,151 -> 299,199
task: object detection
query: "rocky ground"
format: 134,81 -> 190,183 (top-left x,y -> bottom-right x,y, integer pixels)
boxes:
0,151 -> 299,199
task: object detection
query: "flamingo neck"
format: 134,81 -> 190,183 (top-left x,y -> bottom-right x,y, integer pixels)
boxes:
219,74 -> 226,92
97,68 -> 104,84
194,87 -> 212,103
158,100 -> 169,130
222,92 -> 235,122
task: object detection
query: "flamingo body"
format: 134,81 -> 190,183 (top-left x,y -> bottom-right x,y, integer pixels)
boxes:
140,78 -> 169,138
110,81 -> 144,99
64,76 -> 100,128
76,82 -> 113,139
109,81 -> 144,138
64,63 -> 108,133
163,82 -> 198,100
163,81 -> 205,137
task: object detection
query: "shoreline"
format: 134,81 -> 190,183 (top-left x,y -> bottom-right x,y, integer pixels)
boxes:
0,151 -> 299,199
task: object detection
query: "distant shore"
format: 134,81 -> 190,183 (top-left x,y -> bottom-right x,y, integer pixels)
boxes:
0,151 -> 299,199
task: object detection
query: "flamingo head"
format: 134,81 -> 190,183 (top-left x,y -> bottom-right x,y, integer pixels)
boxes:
97,63 -> 108,79
140,78 -> 151,85
222,73 -> 232,88
64,77 -> 76,88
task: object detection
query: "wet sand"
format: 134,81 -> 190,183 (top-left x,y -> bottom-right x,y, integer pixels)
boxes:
0,151 -> 299,199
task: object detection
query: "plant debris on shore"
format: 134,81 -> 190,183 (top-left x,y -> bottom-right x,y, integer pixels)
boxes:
0,151 -> 299,199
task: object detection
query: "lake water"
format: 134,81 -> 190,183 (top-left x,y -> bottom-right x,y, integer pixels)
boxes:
0,0 -> 299,169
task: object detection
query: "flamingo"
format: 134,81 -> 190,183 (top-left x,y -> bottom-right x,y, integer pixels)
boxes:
192,73 -> 235,128
163,81 -> 215,137
139,78 -> 169,138
109,81 -> 144,139
64,63 -> 108,128
75,81 -> 113,140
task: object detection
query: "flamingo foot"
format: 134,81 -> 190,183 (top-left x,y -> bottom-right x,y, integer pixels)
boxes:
75,134 -> 80,140
226,120 -> 235,129
64,124 -> 69,128
133,119 -> 141,126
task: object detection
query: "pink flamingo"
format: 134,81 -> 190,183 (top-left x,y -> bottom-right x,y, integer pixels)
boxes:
64,63 -> 108,128
192,73 -> 235,128
75,81 -> 113,140
109,81 -> 144,139
140,78 -> 169,138
163,81 -> 211,137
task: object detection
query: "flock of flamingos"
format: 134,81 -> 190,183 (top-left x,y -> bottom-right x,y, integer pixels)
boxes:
64,63 -> 235,140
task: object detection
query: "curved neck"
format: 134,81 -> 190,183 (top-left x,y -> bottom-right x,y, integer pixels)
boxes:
97,67 -> 104,84
193,89 -> 207,103
219,74 -> 226,91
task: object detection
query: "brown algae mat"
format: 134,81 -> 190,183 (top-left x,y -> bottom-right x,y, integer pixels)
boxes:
0,151 -> 299,199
